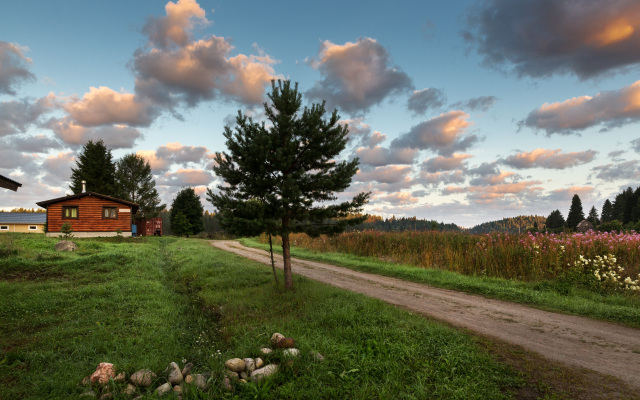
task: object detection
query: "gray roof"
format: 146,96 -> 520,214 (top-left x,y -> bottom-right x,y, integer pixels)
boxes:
0,212 -> 46,224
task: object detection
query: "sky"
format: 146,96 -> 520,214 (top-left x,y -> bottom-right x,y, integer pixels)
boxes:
1,0 -> 640,228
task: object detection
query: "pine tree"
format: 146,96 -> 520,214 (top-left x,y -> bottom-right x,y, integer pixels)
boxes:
170,187 -> 204,237
546,209 -> 565,231
208,80 -> 370,290
114,153 -> 164,219
587,206 -> 599,226
601,199 -> 614,223
566,194 -> 585,230
69,139 -> 116,195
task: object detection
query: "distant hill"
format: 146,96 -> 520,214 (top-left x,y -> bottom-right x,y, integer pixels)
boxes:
469,215 -> 546,234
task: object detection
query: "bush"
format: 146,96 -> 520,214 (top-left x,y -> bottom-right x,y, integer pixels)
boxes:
598,220 -> 623,233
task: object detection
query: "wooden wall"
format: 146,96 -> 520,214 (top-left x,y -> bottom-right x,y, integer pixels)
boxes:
46,196 -> 133,232
0,224 -> 44,233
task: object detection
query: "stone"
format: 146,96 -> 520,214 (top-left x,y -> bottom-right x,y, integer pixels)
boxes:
310,351 -> 325,362
155,382 -> 172,396
250,364 -> 279,382
255,357 -> 264,369
225,370 -> 239,380
55,240 -> 76,252
114,372 -> 126,383
168,361 -> 183,384
259,347 -> 272,355
284,348 -> 300,357
243,358 -> 255,374
123,384 -> 137,396
239,379 -> 247,383
81,376 -> 91,386
276,337 -> 295,349
224,358 -> 245,372
99,393 -> 112,400
239,371 -> 248,380
130,369 -> 156,387
192,373 -> 210,391
222,377 -> 233,391
79,392 -> 96,398
184,374 -> 193,384
181,362 -> 194,376
90,362 -> 115,386
271,332 -> 285,347
173,385 -> 183,393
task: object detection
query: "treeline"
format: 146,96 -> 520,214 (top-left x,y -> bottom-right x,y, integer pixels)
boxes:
7,208 -> 46,213
468,215 -> 546,234
349,215 -> 462,232
159,209 -> 228,238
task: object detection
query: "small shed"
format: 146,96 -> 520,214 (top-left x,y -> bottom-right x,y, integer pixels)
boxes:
0,174 -> 22,191
0,212 -> 46,233
36,192 -> 139,237
576,219 -> 594,233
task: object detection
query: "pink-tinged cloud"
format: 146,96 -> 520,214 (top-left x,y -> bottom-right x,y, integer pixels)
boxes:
0,93 -> 57,137
47,118 -> 142,149
306,38 -> 413,114
420,170 -> 466,186
143,0 -> 209,49
422,153 -> 473,172
355,146 -> 418,166
0,41 -> 35,95
378,191 -> 419,205
502,148 -> 597,169
469,170 -> 516,186
355,165 -> 412,184
465,0 -> 640,79
138,142 -> 208,172
391,111 -> 478,156
592,161 -> 640,181
407,88 -> 446,115
63,86 -> 156,127
158,168 -> 214,186
546,186 -> 595,201
524,80 -> 640,135
41,152 -> 75,186
340,118 -> 387,148
465,180 -> 544,205
442,185 -> 467,195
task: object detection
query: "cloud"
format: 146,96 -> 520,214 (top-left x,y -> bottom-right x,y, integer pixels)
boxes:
451,96 -> 497,112
354,146 -> 418,166
501,148 -> 597,169
465,180 -> 544,205
378,191 -> 419,205
592,161 -> 640,181
142,0 -> 209,49
40,152 -> 75,186
0,146 -> 37,169
5,134 -> 63,152
422,153 -> 472,172
63,86 -> 156,127
0,94 -> 57,137
420,170 -> 466,186
545,186 -> 595,202
469,170 -> 516,186
138,142 -> 208,172
158,168 -> 214,186
407,88 -> 446,115
391,111 -> 478,156
0,41 -> 36,95
306,38 -> 413,114
464,0 -> 640,79
632,138 -> 640,153
340,118 -> 387,148
523,80 -> 640,135
47,118 -> 142,149
354,165 -> 412,184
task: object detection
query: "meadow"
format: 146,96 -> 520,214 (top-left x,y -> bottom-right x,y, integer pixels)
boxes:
0,233 -> 526,399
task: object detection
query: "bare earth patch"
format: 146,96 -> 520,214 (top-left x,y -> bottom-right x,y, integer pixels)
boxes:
211,240 -> 640,398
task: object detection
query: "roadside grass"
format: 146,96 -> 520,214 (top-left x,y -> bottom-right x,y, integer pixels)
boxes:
240,237 -> 640,328
1,234 -> 525,399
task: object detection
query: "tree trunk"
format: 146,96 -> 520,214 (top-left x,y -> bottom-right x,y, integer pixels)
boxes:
281,218 -> 293,290
268,233 -> 279,284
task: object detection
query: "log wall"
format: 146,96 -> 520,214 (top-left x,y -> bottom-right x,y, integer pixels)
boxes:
46,196 -> 133,233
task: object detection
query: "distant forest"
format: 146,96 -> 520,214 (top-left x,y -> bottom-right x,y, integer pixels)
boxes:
349,215 -> 462,232
468,215 -> 546,234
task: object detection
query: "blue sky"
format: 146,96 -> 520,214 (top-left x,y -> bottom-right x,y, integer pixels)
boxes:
1,0 -> 640,227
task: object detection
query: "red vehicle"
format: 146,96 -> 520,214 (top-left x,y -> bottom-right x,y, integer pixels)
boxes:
136,217 -> 163,236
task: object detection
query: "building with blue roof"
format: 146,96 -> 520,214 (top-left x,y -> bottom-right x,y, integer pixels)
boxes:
0,212 -> 46,233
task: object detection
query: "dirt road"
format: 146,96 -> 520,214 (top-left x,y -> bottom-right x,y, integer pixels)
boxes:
211,240 -> 640,389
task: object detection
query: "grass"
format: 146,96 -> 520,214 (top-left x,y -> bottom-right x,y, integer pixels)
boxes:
240,237 -> 640,328
0,233 -> 525,399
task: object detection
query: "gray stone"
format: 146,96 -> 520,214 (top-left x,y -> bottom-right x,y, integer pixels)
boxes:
243,358 -> 255,374
254,357 -> 264,369
225,370 -> 239,380
259,347 -> 272,355
123,384 -> 137,396
192,374 -> 210,391
54,240 -> 76,252
168,361 -> 183,385
224,358 -> 245,372
181,362 -> 194,376
155,382 -> 172,396
130,369 -> 156,387
271,332 -> 285,347
310,351 -> 325,362
222,377 -> 232,391
284,348 -> 300,357
250,364 -> 279,382
239,371 -> 248,380
99,393 -> 112,400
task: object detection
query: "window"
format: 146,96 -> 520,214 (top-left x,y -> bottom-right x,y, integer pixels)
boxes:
0,226 -> 7,230
103,207 -> 117,219
28,226 -> 37,231
62,206 -> 78,219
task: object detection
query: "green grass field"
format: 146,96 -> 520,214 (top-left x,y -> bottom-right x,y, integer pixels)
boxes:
1,234 -> 525,399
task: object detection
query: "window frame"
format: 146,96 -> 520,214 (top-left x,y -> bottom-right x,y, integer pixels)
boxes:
28,225 -> 37,231
62,206 -> 79,220
0,226 -> 8,231
102,207 -> 118,219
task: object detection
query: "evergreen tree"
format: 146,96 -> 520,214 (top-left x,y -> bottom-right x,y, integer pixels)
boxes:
566,194 -> 585,230
170,187 -> 204,237
69,139 -> 116,195
546,209 -> 565,231
601,199 -> 614,223
587,206 -> 599,226
171,212 -> 191,237
208,80 -> 370,290
114,153 -> 164,219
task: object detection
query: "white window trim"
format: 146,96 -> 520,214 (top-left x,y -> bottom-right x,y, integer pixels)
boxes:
0,226 -> 8,230
28,225 -> 38,230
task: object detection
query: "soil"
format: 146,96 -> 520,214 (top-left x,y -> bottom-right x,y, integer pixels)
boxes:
211,240 -> 640,396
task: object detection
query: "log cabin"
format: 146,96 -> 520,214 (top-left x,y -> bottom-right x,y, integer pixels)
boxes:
36,192 -> 139,237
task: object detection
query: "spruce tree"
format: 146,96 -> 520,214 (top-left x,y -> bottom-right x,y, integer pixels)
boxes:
546,210 -> 565,231
587,206 -> 599,226
566,194 -> 585,230
114,153 -> 164,219
601,199 -> 614,223
170,187 -> 204,237
208,80 -> 370,290
69,139 -> 116,195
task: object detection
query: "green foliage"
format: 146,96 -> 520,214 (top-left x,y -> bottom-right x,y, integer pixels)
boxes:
599,220 -> 623,233
546,210 -> 565,231
468,215 -> 546,234
566,194 -> 585,230
114,153 -> 164,219
601,199 -> 614,223
587,206 -> 600,226
60,221 -> 73,238
170,187 -> 203,236
69,139 -> 117,195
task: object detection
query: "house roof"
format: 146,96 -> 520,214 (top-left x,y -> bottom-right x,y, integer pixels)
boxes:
36,191 -> 139,214
0,212 -> 46,224
0,174 -> 22,191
